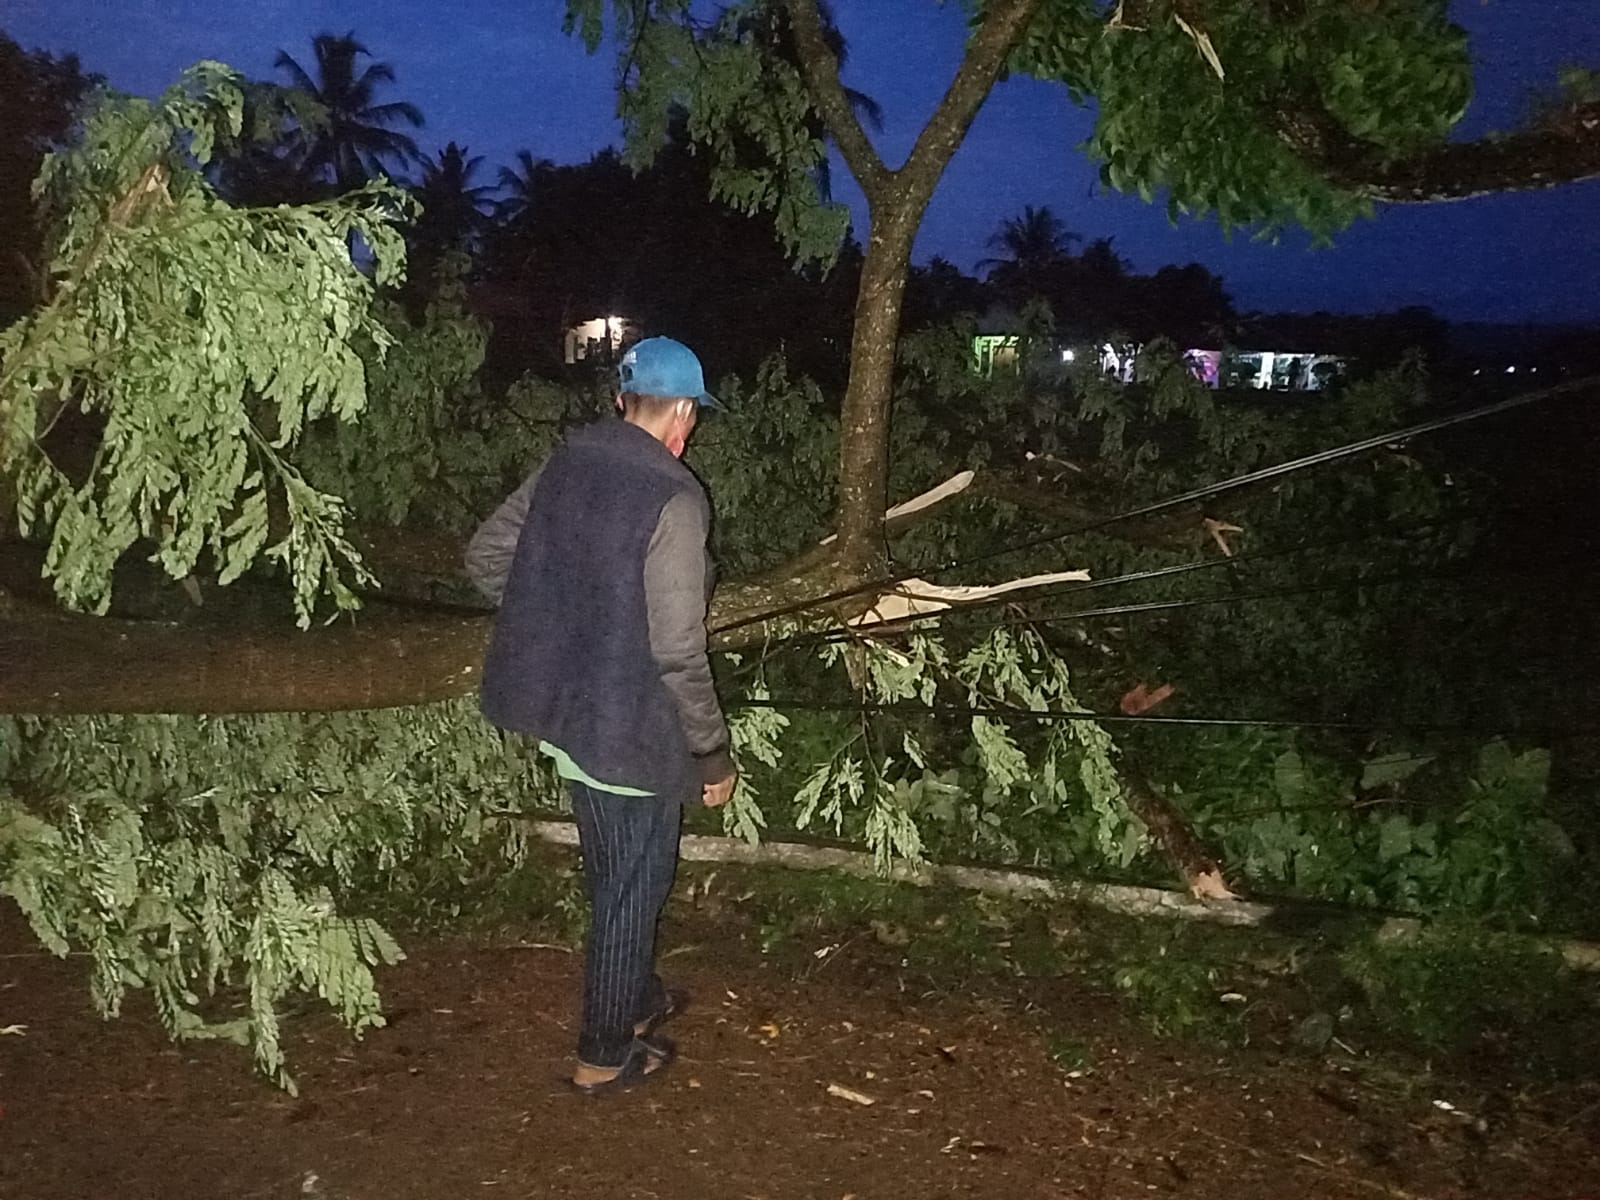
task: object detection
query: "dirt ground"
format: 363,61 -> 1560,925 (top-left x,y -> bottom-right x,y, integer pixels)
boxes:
2,896 -> 1598,1200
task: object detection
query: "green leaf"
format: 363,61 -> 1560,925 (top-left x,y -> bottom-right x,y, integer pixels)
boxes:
1273,749 -> 1309,800
1377,815 -> 1413,863
1361,751 -> 1431,791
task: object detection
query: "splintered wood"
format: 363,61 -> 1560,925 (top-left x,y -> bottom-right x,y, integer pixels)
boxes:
818,470 -> 977,546
849,570 -> 1090,626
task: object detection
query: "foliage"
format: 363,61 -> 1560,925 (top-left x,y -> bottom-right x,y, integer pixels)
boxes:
480,134 -> 860,389
567,0 -> 1484,264
0,64 -> 413,625
981,203 -> 1081,277
0,701 -> 553,1088
722,627 -> 1141,873
685,354 -> 839,575
410,142 -> 495,267
563,0 -> 849,265
1341,923 -> 1584,1056
1171,732 -> 1562,920
1017,0 -> 1473,235
296,256 -> 493,530
1528,64 -> 1600,132
271,33 -> 424,189
1044,347 -> 1501,730
1108,946 -> 1235,1040
683,344 -> 1580,924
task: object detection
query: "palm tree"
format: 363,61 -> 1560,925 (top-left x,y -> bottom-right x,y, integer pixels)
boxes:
494,149 -> 557,226
1068,236 -> 1136,335
413,142 -> 496,252
1077,235 -> 1130,284
211,82 -> 327,207
274,32 -> 424,189
978,205 -> 1080,279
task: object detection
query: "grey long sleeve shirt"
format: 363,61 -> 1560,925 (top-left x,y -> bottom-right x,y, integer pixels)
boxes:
466,465 -> 732,783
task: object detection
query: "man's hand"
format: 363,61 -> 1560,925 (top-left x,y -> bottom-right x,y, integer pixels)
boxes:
702,770 -> 737,808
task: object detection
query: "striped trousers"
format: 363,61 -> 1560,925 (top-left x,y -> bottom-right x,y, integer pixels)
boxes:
569,782 -> 683,1067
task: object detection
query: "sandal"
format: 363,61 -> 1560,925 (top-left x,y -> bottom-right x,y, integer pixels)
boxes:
635,987 -> 689,1038
569,1035 -> 676,1097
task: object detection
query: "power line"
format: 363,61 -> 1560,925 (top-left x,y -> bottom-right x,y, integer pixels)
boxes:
798,553 -> 1591,648
711,376 -> 1594,636
730,696 -> 1596,740
806,565 -> 1472,646
742,515 -> 1468,654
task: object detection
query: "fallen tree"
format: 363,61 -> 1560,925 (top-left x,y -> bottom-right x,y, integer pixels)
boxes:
8,11 -> 1600,902
7,13 -> 1600,1086
11,9 -> 1598,717
0,459 -> 1208,717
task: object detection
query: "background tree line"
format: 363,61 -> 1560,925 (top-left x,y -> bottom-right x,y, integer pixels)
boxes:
20,25 -> 1584,401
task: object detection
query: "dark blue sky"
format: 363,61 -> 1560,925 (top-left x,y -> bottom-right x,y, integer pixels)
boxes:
8,1 -> 1599,323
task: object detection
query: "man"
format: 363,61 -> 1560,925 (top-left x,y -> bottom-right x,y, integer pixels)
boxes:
465,336 -> 735,1095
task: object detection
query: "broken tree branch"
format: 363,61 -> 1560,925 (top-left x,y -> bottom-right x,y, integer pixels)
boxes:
1275,93 -> 1600,204
781,0 -> 890,200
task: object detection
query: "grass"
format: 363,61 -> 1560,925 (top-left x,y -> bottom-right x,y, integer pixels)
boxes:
1340,921 -> 1600,1069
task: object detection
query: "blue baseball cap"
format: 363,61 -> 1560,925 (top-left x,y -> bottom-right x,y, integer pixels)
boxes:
618,337 -> 722,408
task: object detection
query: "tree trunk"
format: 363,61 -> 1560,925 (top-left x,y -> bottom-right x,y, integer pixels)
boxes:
3,454 -> 1187,716
832,204 -> 918,571
0,550 -> 857,714
0,602 -> 489,715
783,0 -> 1047,574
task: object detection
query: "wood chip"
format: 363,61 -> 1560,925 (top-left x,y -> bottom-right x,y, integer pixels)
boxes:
825,1083 -> 876,1106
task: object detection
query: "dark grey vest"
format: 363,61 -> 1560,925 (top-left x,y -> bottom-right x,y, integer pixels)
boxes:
479,419 -> 707,799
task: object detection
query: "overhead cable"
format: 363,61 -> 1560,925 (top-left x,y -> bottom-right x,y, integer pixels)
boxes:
730,696 -> 1596,740
711,377 -> 1595,635
749,517 -> 1468,654
800,555 -> 1587,647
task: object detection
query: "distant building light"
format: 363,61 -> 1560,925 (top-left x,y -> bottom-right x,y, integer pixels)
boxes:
1062,348 -> 1076,362
565,313 -> 636,364
971,333 -> 1020,376
1472,368 -> 1481,376
1506,365 -> 1517,373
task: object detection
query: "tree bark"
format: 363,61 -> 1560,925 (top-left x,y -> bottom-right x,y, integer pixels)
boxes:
783,0 -> 1046,572
1119,765 -> 1235,899
0,600 -> 489,715
0,573 -> 840,716
1275,95 -> 1600,204
834,206 -> 918,568
0,456 -> 1206,715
